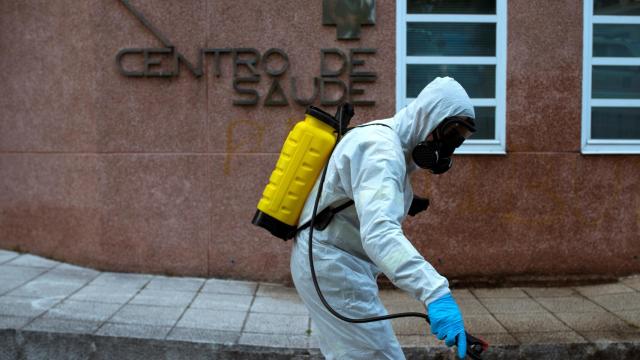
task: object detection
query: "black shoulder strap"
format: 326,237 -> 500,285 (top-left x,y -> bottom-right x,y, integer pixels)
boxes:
346,122 -> 392,133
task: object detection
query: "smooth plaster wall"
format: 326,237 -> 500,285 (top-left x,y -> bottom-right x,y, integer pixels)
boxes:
0,0 -> 638,283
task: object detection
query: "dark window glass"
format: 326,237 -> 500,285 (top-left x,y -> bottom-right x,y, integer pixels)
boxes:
594,0 -> 640,15
407,64 -> 495,98
408,0 -> 496,14
593,24 -> 640,57
592,66 -> 640,98
407,23 -> 496,56
591,107 -> 640,139
470,107 -> 495,139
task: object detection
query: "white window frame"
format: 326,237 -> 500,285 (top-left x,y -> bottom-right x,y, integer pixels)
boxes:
582,0 -> 640,154
396,0 -> 508,155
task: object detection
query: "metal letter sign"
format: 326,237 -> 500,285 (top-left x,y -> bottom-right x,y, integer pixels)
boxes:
116,0 -> 377,106
323,0 -> 376,40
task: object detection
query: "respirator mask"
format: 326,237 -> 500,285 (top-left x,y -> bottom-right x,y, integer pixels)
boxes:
412,116 -> 476,174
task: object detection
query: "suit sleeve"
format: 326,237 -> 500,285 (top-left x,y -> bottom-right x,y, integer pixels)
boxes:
345,131 -> 451,306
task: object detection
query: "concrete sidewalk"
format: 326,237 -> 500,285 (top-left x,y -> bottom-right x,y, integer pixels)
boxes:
0,249 -> 639,359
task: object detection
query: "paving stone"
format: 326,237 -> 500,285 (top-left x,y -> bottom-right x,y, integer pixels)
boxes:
464,314 -> 508,334
7,280 -> 85,298
479,297 -> 548,314
68,285 -> 139,304
554,312 -> 638,332
379,290 -> 416,304
55,263 -> 99,275
46,266 -> 99,283
575,283 -> 635,296
0,279 -> 31,295
472,288 -> 529,298
201,278 -> 257,295
251,295 -> 308,315
0,315 -> 32,329
0,296 -> 61,317
390,315 -> 430,336
190,292 -> 253,312
590,292 -> 640,312
621,275 -> 640,291
494,312 -> 570,333
177,308 -> 246,332
24,318 -> 101,334
97,323 -> 172,340
255,283 -> 299,298
471,333 -> 519,346
110,304 -> 185,327
5,254 -> 60,268
244,313 -> 309,335
523,287 -> 577,298
145,276 -> 204,292
581,331 -> 640,343
536,296 -> 605,313
457,298 -> 491,315
88,272 -> 152,289
451,289 -> 475,299
0,250 -> 19,264
396,334 -> 444,347
513,331 -> 587,344
44,300 -> 121,322
129,289 -> 196,307
167,327 -> 240,344
31,270 -> 94,286
384,300 -> 427,314
239,332 -> 310,348
0,265 -> 47,282
614,310 -> 640,328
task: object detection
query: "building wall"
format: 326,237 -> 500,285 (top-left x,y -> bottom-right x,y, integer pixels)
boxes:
0,0 -> 638,283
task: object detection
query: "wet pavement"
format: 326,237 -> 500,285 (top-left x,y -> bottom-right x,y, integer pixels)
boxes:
0,249 -> 639,359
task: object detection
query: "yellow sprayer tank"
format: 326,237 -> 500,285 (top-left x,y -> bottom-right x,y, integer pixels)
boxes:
252,106 -> 340,240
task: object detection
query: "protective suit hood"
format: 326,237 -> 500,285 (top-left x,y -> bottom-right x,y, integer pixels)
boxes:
375,77 -> 475,172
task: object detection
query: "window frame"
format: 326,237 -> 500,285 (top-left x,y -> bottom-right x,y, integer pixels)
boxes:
582,0 -> 640,154
396,0 -> 508,155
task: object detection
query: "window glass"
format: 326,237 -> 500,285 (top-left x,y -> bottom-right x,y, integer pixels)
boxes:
470,107 -> 495,139
591,107 -> 640,139
406,64 -> 495,98
583,0 -> 640,151
408,0 -> 496,14
593,24 -> 640,57
594,0 -> 640,15
407,23 -> 496,56
592,66 -> 640,98
400,1 -> 505,152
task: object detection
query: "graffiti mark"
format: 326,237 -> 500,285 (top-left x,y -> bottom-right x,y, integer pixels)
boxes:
224,119 -> 265,175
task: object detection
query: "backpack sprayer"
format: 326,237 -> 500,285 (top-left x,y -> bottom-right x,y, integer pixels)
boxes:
252,104 -> 488,359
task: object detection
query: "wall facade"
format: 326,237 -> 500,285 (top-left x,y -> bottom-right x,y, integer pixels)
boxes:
0,0 -> 638,284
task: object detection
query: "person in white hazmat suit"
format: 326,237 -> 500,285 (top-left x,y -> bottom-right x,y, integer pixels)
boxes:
290,77 -> 476,359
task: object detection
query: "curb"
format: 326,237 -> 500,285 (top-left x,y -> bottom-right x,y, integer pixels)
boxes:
2,329 -> 639,360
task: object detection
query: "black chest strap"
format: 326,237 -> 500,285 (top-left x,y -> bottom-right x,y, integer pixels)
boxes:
292,199 -> 354,239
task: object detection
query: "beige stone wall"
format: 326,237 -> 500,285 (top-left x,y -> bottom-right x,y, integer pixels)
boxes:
1,0 -> 638,283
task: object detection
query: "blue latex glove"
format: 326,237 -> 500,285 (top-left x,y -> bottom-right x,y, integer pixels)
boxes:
427,293 -> 467,359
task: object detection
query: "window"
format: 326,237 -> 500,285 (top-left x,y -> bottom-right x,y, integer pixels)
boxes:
582,0 -> 640,154
396,0 -> 507,154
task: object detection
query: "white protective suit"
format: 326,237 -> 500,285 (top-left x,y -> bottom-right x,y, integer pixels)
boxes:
290,77 -> 476,359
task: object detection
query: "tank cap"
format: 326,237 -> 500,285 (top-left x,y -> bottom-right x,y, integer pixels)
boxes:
306,106 -> 340,131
